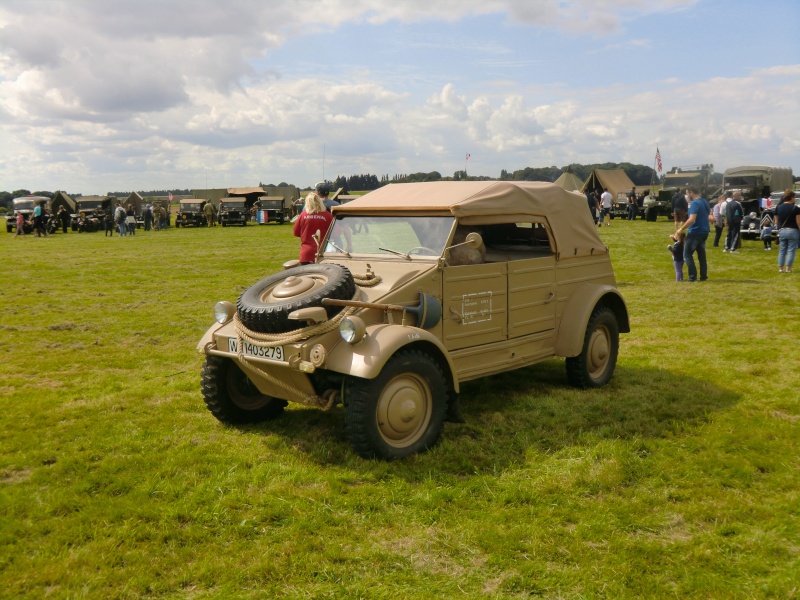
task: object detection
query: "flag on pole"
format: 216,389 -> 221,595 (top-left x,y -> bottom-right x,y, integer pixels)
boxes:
466,153 -> 470,161
655,148 -> 662,172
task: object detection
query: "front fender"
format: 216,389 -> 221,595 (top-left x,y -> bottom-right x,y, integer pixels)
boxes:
197,321 -> 225,353
325,323 -> 459,393
555,284 -> 629,358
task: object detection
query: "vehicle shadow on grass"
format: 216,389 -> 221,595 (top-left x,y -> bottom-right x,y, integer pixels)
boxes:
234,360 -> 741,474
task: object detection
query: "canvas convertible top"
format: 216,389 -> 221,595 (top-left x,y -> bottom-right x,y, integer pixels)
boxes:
333,181 -> 607,258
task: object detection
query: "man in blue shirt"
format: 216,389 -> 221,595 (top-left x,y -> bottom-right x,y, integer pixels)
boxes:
676,187 -> 712,282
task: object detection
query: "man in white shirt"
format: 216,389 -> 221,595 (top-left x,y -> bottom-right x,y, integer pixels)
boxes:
600,188 -> 613,226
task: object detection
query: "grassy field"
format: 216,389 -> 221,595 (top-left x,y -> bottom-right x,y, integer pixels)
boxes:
1,217 -> 798,599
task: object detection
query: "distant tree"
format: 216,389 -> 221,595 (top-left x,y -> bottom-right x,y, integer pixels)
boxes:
0,191 -> 12,210
12,189 -> 31,198
32,190 -> 54,198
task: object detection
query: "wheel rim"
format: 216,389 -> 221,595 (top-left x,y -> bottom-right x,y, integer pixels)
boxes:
258,274 -> 330,303
225,363 -> 272,410
375,373 -> 433,448
586,325 -> 611,380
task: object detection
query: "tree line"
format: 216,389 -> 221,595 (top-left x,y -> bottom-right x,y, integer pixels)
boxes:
1,162 -> 738,211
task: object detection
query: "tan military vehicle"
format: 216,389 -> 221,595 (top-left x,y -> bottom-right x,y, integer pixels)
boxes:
198,182 -> 629,459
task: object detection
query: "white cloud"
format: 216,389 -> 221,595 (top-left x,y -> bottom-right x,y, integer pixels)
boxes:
0,0 -> 795,192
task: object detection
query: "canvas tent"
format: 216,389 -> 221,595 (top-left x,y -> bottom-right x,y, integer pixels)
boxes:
580,169 -> 636,198
51,191 -> 77,214
553,170 -> 584,192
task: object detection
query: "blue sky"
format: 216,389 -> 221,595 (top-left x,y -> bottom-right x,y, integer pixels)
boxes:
0,0 -> 798,194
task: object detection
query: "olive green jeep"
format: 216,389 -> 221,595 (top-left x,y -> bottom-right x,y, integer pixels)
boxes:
198,182 -> 629,459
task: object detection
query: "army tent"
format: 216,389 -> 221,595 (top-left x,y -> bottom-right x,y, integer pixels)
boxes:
51,191 -> 77,214
553,171 -> 584,192
580,169 -> 635,198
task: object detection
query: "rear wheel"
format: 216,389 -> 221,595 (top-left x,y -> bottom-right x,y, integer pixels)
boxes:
345,350 -> 447,460
566,306 -> 619,388
201,355 -> 287,423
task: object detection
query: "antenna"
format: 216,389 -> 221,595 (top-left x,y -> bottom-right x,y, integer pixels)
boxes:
322,144 -> 326,180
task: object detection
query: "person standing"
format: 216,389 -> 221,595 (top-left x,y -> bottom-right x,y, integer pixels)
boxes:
203,200 -> 214,227
776,190 -> 800,273
600,188 -> 613,226
724,191 -> 744,253
57,205 -> 70,233
586,190 -> 599,226
14,211 -> 26,237
126,203 -> 136,235
114,202 -> 127,237
33,200 -> 47,237
675,187 -> 712,282
711,195 -> 725,247
144,203 -> 152,231
293,193 -> 334,264
668,230 -> 686,281
104,209 -> 114,237
315,181 -> 340,212
672,188 -> 688,229
627,187 -> 638,220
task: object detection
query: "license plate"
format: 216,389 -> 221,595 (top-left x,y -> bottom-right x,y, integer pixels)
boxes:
227,338 -> 284,362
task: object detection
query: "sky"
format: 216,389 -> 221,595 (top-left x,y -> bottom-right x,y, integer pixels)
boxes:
0,0 -> 798,195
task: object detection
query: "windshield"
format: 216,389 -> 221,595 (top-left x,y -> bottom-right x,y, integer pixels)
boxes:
223,202 -> 246,209
325,216 -> 455,258
181,203 -> 202,211
13,199 -> 36,210
79,201 -> 104,210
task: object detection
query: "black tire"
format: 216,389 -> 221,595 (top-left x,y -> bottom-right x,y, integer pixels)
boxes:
566,306 -> 619,389
645,208 -> 657,222
278,215 -> 285,225
344,350 -> 448,460
236,263 -> 355,334
201,355 -> 287,423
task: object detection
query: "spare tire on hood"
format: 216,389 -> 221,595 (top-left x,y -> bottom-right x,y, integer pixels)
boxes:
236,264 -> 356,334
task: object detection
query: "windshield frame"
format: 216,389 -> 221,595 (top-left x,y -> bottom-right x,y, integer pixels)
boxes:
322,214 -> 456,261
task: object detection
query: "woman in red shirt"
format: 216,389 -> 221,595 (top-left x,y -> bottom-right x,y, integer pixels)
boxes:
293,193 -> 333,264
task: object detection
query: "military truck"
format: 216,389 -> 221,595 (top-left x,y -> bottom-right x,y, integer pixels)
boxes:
643,165 -> 716,221
175,199 -> 208,227
198,181 -> 629,459
723,165 -> 794,215
257,186 -> 299,224
257,196 -> 291,224
5,196 -> 51,233
72,196 -> 114,232
218,198 -> 248,227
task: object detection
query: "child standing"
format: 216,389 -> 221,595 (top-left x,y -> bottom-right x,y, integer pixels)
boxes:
668,230 -> 686,281
761,222 -> 775,250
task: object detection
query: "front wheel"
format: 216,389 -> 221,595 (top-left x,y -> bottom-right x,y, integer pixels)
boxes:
345,350 -> 447,460
201,355 -> 287,423
565,306 -> 619,388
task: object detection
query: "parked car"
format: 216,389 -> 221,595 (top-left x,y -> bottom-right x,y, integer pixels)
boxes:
197,182 -> 629,459
218,199 -> 248,227
175,199 -> 207,227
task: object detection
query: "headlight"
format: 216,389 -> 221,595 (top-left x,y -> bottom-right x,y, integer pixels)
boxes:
339,316 -> 366,344
214,301 -> 236,324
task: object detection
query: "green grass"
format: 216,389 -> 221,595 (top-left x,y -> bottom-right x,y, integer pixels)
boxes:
1,218 -> 798,599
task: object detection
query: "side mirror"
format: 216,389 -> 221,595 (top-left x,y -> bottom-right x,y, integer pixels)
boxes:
463,232 -> 483,249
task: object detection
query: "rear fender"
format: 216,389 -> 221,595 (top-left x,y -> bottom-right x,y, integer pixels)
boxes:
555,285 -> 629,357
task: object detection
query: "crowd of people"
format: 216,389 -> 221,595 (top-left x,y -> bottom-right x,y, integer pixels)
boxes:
669,187 -> 799,280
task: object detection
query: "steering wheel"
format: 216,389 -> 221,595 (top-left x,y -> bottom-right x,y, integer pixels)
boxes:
407,246 -> 437,256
